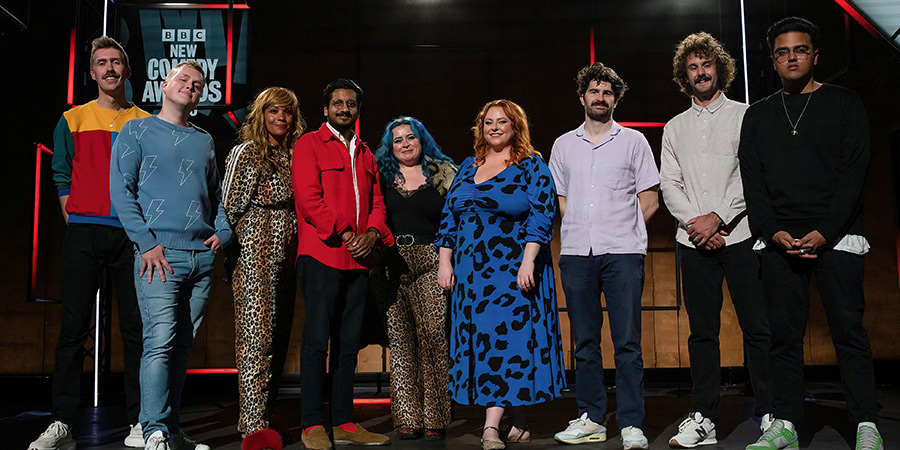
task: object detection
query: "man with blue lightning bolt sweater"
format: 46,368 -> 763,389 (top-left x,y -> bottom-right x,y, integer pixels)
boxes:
110,60 -> 232,450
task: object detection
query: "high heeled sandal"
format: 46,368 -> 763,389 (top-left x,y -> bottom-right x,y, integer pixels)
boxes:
481,426 -> 506,450
507,425 -> 531,443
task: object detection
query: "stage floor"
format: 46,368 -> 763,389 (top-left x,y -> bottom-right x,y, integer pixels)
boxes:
3,375 -> 898,449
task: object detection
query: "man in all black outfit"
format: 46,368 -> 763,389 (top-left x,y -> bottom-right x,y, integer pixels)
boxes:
739,16 -> 883,450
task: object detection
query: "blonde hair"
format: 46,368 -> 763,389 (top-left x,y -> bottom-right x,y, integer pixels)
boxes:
238,87 -> 305,164
472,99 -> 541,167
166,60 -> 207,90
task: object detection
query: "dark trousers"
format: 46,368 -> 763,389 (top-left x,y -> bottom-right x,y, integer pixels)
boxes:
680,239 -> 772,421
559,253 -> 646,429
762,247 -> 878,424
53,223 -> 143,425
297,256 -> 369,427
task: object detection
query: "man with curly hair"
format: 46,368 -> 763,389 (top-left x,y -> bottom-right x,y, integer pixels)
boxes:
550,62 -> 660,450
660,31 -> 773,448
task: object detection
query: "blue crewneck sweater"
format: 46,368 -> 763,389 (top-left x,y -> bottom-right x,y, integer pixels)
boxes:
110,115 -> 232,253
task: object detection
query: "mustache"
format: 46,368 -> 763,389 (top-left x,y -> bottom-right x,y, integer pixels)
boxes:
694,75 -> 712,84
591,101 -> 609,108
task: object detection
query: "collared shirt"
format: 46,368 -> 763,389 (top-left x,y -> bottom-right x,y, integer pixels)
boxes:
292,123 -> 394,271
660,93 -> 752,248
549,121 -> 660,256
326,121 -> 360,225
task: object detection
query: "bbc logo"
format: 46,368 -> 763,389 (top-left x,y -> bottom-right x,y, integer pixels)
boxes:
161,29 -> 207,42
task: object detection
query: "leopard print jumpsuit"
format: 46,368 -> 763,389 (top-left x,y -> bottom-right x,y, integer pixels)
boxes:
223,141 -> 297,434
370,159 -> 457,431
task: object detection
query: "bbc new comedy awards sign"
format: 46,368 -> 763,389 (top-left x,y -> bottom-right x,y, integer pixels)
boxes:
118,5 -> 250,111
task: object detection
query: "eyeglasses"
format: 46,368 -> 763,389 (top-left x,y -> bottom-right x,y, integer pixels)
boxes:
773,46 -> 813,63
330,99 -> 358,109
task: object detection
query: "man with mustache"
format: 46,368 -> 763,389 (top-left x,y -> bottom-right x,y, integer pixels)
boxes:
739,17 -> 882,450
291,78 -> 393,449
30,36 -> 149,450
659,32 -> 773,448
550,62 -> 659,450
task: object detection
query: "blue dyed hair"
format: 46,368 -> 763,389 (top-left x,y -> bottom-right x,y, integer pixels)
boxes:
375,116 -> 455,186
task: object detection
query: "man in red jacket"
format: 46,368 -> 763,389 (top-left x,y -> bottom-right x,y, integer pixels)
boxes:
292,78 -> 394,449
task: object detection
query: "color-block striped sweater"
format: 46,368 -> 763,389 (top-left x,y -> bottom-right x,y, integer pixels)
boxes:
52,100 -> 150,226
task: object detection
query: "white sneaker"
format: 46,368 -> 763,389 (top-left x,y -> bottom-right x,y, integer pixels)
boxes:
669,412 -> 717,448
621,426 -> 649,450
145,431 -> 169,450
760,413 -> 775,434
125,423 -> 145,448
169,431 -> 210,450
28,421 -> 76,450
856,422 -> 884,450
554,412 -> 607,444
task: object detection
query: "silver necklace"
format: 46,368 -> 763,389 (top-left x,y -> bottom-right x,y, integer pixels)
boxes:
781,89 -> 813,136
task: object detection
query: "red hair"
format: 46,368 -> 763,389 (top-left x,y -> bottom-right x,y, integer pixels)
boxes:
471,99 -> 541,167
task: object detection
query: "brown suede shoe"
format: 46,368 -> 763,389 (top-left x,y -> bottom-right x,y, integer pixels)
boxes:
301,426 -> 332,449
332,423 -> 390,446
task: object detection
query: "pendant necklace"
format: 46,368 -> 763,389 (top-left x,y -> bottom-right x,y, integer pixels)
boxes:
781,89 -> 813,136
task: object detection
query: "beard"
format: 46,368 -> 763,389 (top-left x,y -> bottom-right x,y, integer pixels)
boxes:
585,103 -> 612,121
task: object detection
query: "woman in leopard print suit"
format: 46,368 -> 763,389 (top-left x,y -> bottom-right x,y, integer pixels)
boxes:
371,117 -> 457,440
222,87 -> 305,438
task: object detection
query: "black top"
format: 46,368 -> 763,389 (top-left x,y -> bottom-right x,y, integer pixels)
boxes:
383,182 -> 446,239
738,83 -> 870,243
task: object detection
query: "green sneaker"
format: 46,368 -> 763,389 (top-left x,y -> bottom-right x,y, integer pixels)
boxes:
856,422 -> 884,450
746,419 -> 798,449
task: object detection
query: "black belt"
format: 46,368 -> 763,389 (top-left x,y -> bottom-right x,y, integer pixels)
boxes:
394,234 -> 435,247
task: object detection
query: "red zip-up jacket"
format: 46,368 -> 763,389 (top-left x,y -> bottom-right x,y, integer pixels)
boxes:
292,123 -> 394,270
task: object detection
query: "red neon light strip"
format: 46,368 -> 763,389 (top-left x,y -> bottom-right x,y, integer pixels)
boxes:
619,122 -> 666,128
353,398 -> 390,405
67,27 -> 76,105
32,145 -> 43,294
587,28 -> 663,129
225,7 -> 233,105
186,368 -> 238,374
31,144 -> 54,296
833,0 -> 882,38
589,26 -> 595,65
227,110 -> 240,126
192,4 -> 249,9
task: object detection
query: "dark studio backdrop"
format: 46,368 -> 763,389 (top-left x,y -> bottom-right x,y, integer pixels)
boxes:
1,0 -> 898,375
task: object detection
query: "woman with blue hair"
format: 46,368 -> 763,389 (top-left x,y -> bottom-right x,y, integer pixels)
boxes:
371,116 -> 457,440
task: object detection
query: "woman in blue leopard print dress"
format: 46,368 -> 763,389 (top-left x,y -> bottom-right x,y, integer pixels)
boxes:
437,99 -> 565,448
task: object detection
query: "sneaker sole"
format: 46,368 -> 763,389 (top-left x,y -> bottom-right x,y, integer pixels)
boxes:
669,437 -> 718,448
333,439 -> 390,446
125,435 -> 145,447
746,442 -> 799,450
554,432 -> 608,444
29,444 -> 76,450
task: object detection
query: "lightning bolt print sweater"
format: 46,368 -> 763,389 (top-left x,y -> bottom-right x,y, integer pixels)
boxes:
110,115 -> 232,253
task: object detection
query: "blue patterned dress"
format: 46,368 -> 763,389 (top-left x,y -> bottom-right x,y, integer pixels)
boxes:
436,154 -> 565,407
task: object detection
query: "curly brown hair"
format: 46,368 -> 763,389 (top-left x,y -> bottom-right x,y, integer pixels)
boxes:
238,87 -> 306,164
471,99 -> 541,167
672,31 -> 736,97
575,62 -> 628,100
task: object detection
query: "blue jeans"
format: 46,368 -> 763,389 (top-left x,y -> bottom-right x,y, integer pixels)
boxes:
135,248 -> 214,439
559,253 -> 646,429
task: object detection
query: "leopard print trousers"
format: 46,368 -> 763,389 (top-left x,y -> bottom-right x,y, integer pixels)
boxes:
372,243 -> 452,430
224,141 -> 297,434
